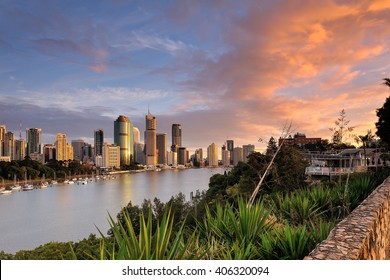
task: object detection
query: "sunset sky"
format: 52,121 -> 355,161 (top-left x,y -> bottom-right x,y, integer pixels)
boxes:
1,0 -> 390,152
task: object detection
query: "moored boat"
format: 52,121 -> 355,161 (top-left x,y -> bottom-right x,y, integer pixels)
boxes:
0,189 -> 12,195
23,184 -> 34,191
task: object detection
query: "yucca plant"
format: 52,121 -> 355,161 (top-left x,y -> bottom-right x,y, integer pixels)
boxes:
271,192 -> 321,225
201,197 -> 272,246
273,223 -> 310,260
97,209 -> 200,260
308,220 -> 336,247
347,173 -> 377,210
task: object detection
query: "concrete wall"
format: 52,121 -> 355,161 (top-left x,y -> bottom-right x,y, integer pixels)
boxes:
305,177 -> 390,260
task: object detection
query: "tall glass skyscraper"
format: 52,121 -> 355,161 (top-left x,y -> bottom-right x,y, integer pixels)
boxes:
145,111 -> 157,165
171,123 -> 182,152
94,129 -> 104,157
26,128 -> 42,156
156,133 -> 167,165
114,115 -> 133,166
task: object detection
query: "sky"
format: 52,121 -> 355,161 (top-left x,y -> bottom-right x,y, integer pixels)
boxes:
1,0 -> 390,153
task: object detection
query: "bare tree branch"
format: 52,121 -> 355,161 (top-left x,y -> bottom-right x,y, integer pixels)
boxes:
248,121 -> 294,206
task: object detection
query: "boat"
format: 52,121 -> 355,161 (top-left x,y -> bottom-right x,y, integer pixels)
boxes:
23,184 -> 34,191
39,174 -> 49,188
68,180 -> 75,185
11,184 -> 22,191
0,189 -> 12,195
81,179 -> 88,185
39,182 -> 49,189
11,175 -> 22,190
51,180 -> 58,185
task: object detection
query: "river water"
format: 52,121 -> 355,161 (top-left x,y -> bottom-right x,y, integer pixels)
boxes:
0,168 -> 224,253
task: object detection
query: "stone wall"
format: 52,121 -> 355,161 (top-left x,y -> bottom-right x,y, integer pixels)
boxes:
305,177 -> 390,260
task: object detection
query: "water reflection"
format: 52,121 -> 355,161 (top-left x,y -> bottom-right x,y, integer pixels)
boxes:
0,168 -> 223,253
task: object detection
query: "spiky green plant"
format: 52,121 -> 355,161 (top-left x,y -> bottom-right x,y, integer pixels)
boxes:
97,209 -> 200,260
273,223 -> 310,260
347,173 -> 377,210
271,192 -> 322,225
201,197 -> 272,245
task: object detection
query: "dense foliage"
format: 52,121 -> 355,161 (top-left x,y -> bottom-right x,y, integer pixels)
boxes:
376,78 -> 390,146
0,157 -> 95,182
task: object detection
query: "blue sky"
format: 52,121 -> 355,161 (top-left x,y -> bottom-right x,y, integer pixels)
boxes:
1,0 -> 390,152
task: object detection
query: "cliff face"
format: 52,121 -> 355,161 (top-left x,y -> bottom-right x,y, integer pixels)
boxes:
305,177 -> 390,260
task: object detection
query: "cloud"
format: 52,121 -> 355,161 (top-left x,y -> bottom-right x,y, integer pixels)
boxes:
113,32 -> 187,55
164,0 -> 390,147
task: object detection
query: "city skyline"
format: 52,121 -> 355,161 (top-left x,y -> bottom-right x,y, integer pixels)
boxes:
1,1 -> 390,152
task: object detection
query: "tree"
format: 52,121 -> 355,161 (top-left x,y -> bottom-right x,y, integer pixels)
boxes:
354,130 -> 375,167
329,109 -> 354,147
266,137 -> 278,156
376,78 -> 390,146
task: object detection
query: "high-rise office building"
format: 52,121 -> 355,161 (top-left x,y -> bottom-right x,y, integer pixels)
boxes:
26,128 -> 42,156
71,139 -> 85,161
102,142 -> 120,169
94,129 -> 104,157
243,144 -> 255,163
145,110 -> 157,165
207,143 -> 219,167
14,139 -> 26,161
43,144 -> 56,163
55,133 -> 67,161
178,147 -> 188,165
0,125 -> 6,156
82,143 -> 92,163
67,144 -> 74,161
226,140 -> 234,165
222,145 -> 230,167
134,142 -> 145,164
233,147 -> 244,165
157,133 -> 167,165
114,115 -> 134,166
171,124 -> 182,152
133,127 -> 141,143
5,131 -> 14,160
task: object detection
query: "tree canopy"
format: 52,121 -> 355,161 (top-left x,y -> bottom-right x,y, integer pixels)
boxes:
376,78 -> 390,146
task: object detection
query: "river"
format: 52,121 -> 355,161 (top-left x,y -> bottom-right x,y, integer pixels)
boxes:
0,168 -> 224,253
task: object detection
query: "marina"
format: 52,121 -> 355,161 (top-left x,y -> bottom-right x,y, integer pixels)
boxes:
0,168 -> 223,253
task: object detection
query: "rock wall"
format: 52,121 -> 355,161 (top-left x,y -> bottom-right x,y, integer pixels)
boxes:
305,177 -> 390,260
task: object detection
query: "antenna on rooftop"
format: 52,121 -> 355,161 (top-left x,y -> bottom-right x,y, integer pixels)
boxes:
148,104 -> 150,115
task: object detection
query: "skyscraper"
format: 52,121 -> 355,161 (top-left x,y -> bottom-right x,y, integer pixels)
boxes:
243,144 -> 255,163
156,133 -> 167,165
4,131 -> 14,159
178,147 -> 188,165
226,140 -> 234,165
222,145 -> 230,167
171,124 -> 182,152
102,142 -> 120,169
14,139 -> 26,160
26,128 -> 42,156
133,127 -> 140,143
207,143 -> 219,167
55,133 -> 67,161
233,147 -> 244,165
71,139 -> 85,161
145,110 -> 157,165
0,125 -> 6,156
114,115 -> 133,166
94,129 -> 104,157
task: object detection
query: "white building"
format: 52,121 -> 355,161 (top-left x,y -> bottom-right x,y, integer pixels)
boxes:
102,143 -> 120,169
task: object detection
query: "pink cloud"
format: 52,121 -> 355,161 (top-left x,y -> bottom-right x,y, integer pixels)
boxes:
178,0 -> 390,147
